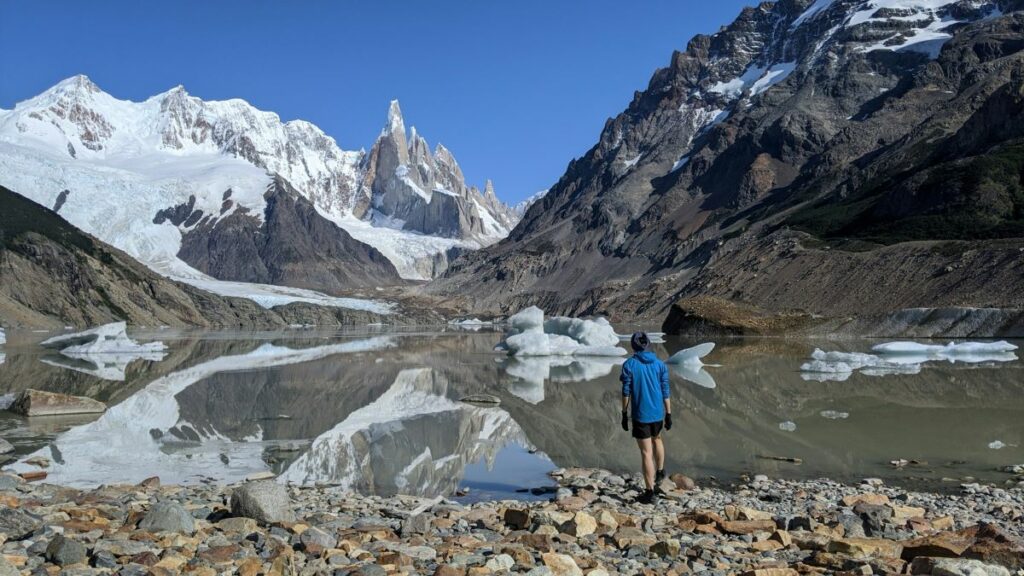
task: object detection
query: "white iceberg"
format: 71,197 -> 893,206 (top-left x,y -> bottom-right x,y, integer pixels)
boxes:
495,307 -> 625,357
779,421 -> 797,432
820,410 -> 849,420
667,342 -> 716,366
0,327 -> 5,346
989,440 -> 1007,450
872,340 -> 1018,364
41,322 -> 168,359
800,359 -> 854,374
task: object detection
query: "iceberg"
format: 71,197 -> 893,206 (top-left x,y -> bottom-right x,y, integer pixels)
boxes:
801,340 -> 1017,380
872,340 -> 1018,361
669,363 -> 717,389
667,342 -> 715,366
779,421 -> 797,432
495,307 -> 625,357
0,327 -> 5,346
820,410 -> 849,420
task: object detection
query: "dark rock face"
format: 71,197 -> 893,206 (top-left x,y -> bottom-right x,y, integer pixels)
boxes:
176,177 -> 404,292
434,1 -> 1024,323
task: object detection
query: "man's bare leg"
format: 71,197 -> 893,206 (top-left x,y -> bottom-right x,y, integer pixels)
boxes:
637,438 -> 655,490
653,435 -> 665,478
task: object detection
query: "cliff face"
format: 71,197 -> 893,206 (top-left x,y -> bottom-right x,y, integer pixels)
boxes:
433,1 -> 1024,323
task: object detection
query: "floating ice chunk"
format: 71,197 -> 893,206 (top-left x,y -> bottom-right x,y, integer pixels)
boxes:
667,343 -> 716,366
860,363 -> 922,377
779,421 -> 797,432
820,410 -> 849,420
0,393 -> 13,410
989,440 -> 1006,450
669,363 -> 717,389
0,352 -> 5,366
41,323 -> 168,369
810,349 -> 881,370
496,307 -> 625,357
502,355 -> 623,402
872,340 -> 1018,356
0,328 -> 5,346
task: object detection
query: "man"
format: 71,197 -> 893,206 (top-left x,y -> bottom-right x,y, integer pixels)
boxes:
620,331 -> 671,504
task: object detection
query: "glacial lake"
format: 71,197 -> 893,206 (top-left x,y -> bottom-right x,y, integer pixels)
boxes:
0,327 -> 1021,500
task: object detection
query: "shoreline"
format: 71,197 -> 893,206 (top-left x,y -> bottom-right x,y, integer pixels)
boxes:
1,468 -> 1022,575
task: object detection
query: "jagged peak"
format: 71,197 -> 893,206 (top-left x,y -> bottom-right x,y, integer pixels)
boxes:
484,179 -> 496,197
387,99 -> 405,135
53,74 -> 101,94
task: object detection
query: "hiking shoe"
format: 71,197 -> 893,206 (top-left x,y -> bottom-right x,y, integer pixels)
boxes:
638,489 -> 660,505
655,469 -> 666,484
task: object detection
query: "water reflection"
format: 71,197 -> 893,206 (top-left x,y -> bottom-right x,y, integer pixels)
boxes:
0,331 -> 1020,496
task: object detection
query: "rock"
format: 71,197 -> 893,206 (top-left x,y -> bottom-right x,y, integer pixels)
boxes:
719,520 -> 777,535
613,527 -> 657,548
299,526 -> 336,554
0,556 -> 17,576
434,566 -> 467,576
485,554 -> 515,571
541,553 -> 583,576
891,505 -> 927,522
909,557 -> 1010,576
854,503 -> 892,535
0,472 -> 22,490
669,473 -> 696,490
460,394 -> 500,406
562,511 -> 597,537
231,481 -> 295,524
965,524 -> 1024,570
0,439 -> 12,454
740,570 -> 799,576
0,507 -> 43,540
8,389 -> 106,416
245,471 -> 276,481
504,508 -> 531,530
401,513 -> 433,536
902,530 -> 976,560
44,534 -> 87,566
137,476 -> 160,488
650,539 -> 681,558
216,517 -> 258,534
138,501 -> 196,534
842,493 -> 890,507
827,537 -> 904,559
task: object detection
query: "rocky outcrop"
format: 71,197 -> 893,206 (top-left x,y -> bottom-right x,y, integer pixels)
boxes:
177,177 -> 403,292
359,101 -> 519,241
433,1 -> 1024,327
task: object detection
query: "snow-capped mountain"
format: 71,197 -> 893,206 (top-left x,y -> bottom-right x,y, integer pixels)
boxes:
0,76 -> 519,283
513,189 -> 549,217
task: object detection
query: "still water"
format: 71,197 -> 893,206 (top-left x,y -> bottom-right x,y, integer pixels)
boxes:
0,327 -> 1021,499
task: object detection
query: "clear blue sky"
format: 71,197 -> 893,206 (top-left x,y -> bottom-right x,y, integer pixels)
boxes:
0,0 -> 754,204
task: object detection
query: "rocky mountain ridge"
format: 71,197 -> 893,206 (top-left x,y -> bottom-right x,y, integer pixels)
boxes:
433,0 -> 1024,330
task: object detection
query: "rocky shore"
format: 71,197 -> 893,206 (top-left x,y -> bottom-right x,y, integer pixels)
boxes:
1,467 -> 1022,576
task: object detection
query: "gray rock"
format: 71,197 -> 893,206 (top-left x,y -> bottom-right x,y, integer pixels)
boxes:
0,507 -> 43,540
138,501 -> 196,534
0,472 -> 23,490
0,438 -> 13,454
299,526 -> 336,551
910,557 -> 1011,576
401,513 -> 433,536
231,481 -> 295,524
0,555 -> 17,576
45,534 -> 87,566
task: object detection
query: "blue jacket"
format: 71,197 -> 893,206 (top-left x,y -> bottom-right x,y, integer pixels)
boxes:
620,350 -> 670,423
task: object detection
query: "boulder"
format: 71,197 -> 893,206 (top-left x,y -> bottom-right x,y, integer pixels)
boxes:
562,511 -> 597,537
138,501 -> 196,534
44,534 -> 87,566
541,552 -> 582,576
719,519 -> 777,535
0,507 -> 43,540
504,508 -> 531,530
9,389 -> 106,416
231,481 -> 295,524
902,530 -> 976,560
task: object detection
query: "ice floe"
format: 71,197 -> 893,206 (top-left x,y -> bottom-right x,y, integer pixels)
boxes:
820,410 -> 850,420
495,307 -> 625,357
801,341 -> 1017,381
779,421 -> 797,432
667,343 -> 716,366
0,327 -> 5,346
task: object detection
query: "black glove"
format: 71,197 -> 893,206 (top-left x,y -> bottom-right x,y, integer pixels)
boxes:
621,411 -> 629,432
665,413 -> 673,430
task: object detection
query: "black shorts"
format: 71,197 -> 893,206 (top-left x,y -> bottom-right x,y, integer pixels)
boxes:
632,419 -> 664,439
